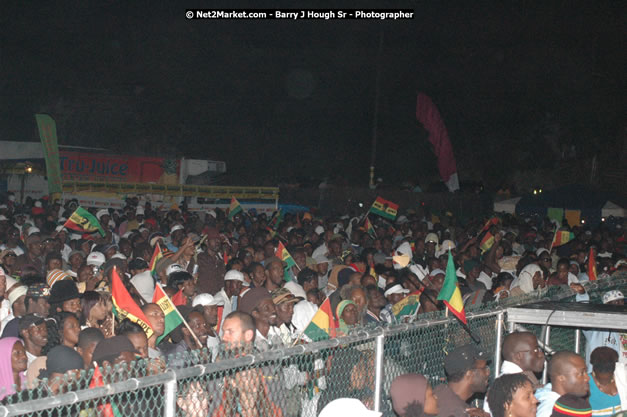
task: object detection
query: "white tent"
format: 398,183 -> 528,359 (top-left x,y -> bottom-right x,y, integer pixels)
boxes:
602,201 -> 626,218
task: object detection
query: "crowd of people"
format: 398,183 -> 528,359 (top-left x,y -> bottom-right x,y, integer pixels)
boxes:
0,193 -> 625,416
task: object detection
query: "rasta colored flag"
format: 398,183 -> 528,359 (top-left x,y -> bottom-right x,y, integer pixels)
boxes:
437,250 -> 467,324
149,242 -> 163,278
152,284 -> 185,344
551,230 -> 575,248
364,216 -> 376,238
303,297 -> 337,341
369,197 -> 398,220
276,241 -> 297,281
392,290 -> 423,321
64,206 -> 105,237
89,363 -> 123,417
269,209 -> 283,230
227,197 -> 243,220
480,232 -> 495,254
480,217 -> 500,234
111,267 -> 154,339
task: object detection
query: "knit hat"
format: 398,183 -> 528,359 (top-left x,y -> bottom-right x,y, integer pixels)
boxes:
46,269 -> 71,287
550,394 -> 591,417
8,285 -> 27,306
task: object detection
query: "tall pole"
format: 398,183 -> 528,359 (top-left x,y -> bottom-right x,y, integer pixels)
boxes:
369,30 -> 384,188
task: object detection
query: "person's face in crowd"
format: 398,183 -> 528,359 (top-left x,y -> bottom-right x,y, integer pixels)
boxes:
568,263 -> 579,275
202,305 -> 219,327
561,356 -> 590,397
425,242 -> 436,257
69,253 -> 84,270
77,341 -> 99,368
181,278 -> 195,298
251,265 -> 266,288
254,248 -> 265,263
361,275 -> 377,288
341,303 -> 359,326
207,237 -> 221,253
470,359 -> 490,393
2,252 -> 17,269
328,241 -> 342,258
303,243 -> 313,258
367,287 -> 386,310
263,241 -> 276,259
276,301 -> 295,325
42,237 -> 58,255
126,332 -> 149,358
222,317 -> 254,349
62,315 -> 81,347
47,257 -> 62,272
515,335 -> 545,373
505,381 -> 537,417
26,322 -> 48,349
89,299 -> 108,322
7,228 -> 20,244
316,261 -> 329,276
11,342 -> 28,375
538,254 -> 552,270
424,384 -> 439,415
119,241 -> 133,258
556,263 -> 569,281
28,236 -> 43,257
302,276 -> 319,292
607,297 -> 624,306
225,279 -> 242,298
77,265 -> 95,283
104,246 -> 116,260
350,288 -> 367,314
467,265 -> 481,280
307,291 -> 321,306
254,298 -> 278,326
62,298 -> 82,315
12,294 -> 27,317
266,261 -> 284,286
144,305 -> 165,337
187,311 -> 208,346
293,251 -> 306,270
387,292 -> 405,305
373,239 -> 383,252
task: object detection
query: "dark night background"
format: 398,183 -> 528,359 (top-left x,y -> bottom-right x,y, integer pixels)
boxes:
1,1 -> 625,190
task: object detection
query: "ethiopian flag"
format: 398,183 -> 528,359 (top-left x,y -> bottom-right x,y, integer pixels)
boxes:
111,267 -> 154,339
149,242 -> 163,278
551,230 -> 575,248
480,232 -> 495,254
276,241 -> 297,281
392,289 -> 423,320
369,197 -> 398,220
303,297 -> 337,341
227,197 -> 243,220
152,284 -> 185,343
437,251 -> 467,324
64,206 -> 105,237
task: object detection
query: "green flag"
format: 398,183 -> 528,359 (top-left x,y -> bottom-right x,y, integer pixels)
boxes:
35,114 -> 63,196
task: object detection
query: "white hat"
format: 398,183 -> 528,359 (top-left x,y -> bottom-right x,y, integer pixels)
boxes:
96,209 -> 109,220
170,224 -> 184,234
165,263 -> 185,276
86,251 -> 106,267
384,284 -> 410,298
192,293 -> 224,307
318,398 -> 381,417
206,210 -> 216,218
8,285 -> 28,306
27,227 -> 40,236
122,232 -> 133,239
224,270 -> 246,283
314,225 -> 325,235
536,248 -> 549,257
136,206 -> 145,215
396,215 -> 409,225
34,201 -> 42,208
614,259 -> 627,269
283,280 -> 307,299
424,233 -> 439,244
429,268 -> 446,277
0,215 -> 7,221
602,290 -> 624,304
111,252 -> 127,260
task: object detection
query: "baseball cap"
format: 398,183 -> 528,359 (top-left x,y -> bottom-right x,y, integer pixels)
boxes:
165,263 -> 185,276
271,287 -> 299,306
170,224 -> 184,234
318,398 -> 381,417
192,293 -> 224,307
602,290 -> 624,304
92,335 -> 139,364
86,252 -> 106,267
238,287 -> 272,315
224,270 -> 246,283
444,344 -> 488,376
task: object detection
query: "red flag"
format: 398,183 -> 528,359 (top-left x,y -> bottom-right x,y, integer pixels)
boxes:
416,93 -> 459,191
89,363 -> 121,417
111,267 -> 154,339
587,248 -> 597,281
171,288 -> 187,306
215,305 -> 224,334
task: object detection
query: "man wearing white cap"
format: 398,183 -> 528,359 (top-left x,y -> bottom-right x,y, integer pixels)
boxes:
582,290 -> 625,371
380,284 -> 409,323
0,226 -> 24,256
213,270 -> 245,332
166,224 -> 185,252
192,293 -> 224,355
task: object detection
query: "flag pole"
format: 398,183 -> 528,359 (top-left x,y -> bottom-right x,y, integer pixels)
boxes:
156,284 -> 203,349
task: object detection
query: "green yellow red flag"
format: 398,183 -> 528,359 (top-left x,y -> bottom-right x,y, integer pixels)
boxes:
227,197 -> 243,220
369,197 -> 398,220
111,267 -> 154,339
437,250 -> 467,324
64,206 -> 105,237
480,232 -> 495,254
152,284 -> 185,343
551,230 -> 575,248
303,297 -> 337,341
276,241 -> 297,281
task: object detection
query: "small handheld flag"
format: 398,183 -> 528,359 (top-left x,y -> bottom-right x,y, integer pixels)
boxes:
149,242 -> 163,278
64,206 -> 105,237
480,232 -> 495,254
437,250 -> 467,324
303,297 -> 337,341
364,216 -> 377,238
111,267 -> 154,339
227,197 -> 243,220
551,230 -> 575,249
276,241 -> 298,281
369,197 -> 399,220
152,284 -> 185,344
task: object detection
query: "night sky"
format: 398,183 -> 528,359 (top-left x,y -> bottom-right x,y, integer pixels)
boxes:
1,1 -> 624,188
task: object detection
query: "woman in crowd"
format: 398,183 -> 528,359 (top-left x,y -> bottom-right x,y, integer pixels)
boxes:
487,373 -> 538,417
389,373 -> 439,417
336,300 -> 359,336
588,347 -> 622,417
43,312 -> 81,353
0,337 -> 27,401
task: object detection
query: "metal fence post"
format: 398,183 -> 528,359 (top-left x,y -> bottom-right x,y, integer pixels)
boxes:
164,371 -> 177,417
542,326 -> 551,384
574,329 -> 581,354
494,311 -> 504,377
373,333 -> 385,412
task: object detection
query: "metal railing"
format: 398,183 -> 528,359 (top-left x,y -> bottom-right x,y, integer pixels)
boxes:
0,274 -> 624,417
